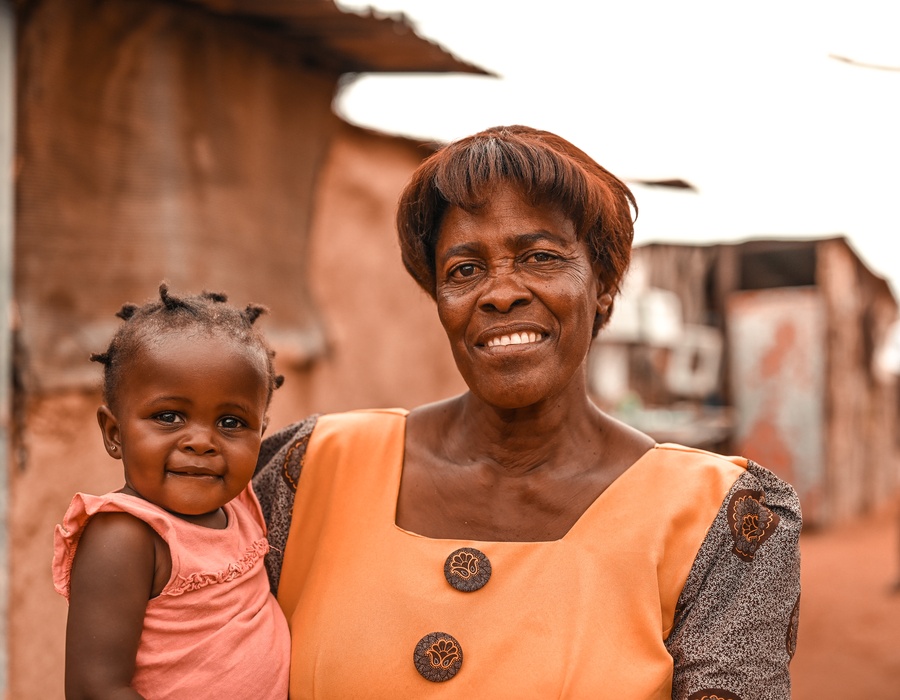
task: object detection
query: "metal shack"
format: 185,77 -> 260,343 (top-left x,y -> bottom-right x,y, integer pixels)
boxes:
590,237 -> 900,529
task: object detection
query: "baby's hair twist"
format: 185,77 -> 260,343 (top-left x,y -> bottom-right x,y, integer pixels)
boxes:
92,282 -> 284,410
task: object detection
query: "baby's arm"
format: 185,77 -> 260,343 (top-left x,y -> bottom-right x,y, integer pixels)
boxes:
64,512 -> 162,700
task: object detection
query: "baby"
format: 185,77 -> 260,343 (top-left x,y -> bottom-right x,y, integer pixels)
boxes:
53,284 -> 290,699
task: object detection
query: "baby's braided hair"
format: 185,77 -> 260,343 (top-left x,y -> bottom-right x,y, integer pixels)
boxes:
91,283 -> 284,409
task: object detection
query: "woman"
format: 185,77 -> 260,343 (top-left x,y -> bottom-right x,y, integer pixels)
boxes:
254,125 -> 801,699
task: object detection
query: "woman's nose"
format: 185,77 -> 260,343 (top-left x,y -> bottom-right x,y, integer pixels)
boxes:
478,269 -> 532,313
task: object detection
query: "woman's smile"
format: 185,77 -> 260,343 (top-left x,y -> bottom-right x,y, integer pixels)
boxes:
484,330 -> 544,348
477,323 -> 549,351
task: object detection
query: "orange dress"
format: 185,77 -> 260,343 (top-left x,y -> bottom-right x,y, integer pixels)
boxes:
270,409 -> 797,699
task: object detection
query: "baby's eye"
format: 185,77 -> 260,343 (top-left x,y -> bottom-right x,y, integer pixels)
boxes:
154,412 -> 183,425
218,416 -> 246,430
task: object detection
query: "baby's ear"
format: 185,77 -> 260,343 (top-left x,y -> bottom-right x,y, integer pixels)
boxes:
97,406 -> 123,460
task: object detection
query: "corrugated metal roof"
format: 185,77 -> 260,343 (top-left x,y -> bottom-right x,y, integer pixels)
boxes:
175,0 -> 493,75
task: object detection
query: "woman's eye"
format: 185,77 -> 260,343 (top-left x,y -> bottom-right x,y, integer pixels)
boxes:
154,412 -> 182,424
219,416 -> 246,430
529,251 -> 556,263
451,263 -> 479,279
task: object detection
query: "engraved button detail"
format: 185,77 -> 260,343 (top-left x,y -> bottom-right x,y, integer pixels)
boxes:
413,632 -> 463,682
443,547 -> 492,592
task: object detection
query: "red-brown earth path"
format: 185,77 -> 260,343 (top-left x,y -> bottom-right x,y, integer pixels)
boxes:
791,497 -> 900,698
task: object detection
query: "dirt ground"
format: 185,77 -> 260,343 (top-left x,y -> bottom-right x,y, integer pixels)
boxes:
790,497 -> 900,698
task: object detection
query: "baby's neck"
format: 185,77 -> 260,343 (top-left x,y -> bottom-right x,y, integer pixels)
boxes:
173,508 -> 228,529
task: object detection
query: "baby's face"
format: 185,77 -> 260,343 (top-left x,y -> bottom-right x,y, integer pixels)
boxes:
98,330 -> 269,524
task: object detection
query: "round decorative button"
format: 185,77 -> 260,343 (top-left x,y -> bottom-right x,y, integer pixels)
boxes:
444,547 -> 492,592
414,632 -> 463,682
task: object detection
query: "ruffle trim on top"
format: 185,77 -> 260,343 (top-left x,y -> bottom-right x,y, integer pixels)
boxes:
166,538 -> 270,596
52,492 -> 109,600
53,521 -> 80,599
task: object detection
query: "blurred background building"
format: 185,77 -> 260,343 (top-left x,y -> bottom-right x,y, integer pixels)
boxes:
1,0 -> 898,697
589,237 -> 900,528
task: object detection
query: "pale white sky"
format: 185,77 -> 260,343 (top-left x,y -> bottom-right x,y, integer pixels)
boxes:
335,0 -> 900,294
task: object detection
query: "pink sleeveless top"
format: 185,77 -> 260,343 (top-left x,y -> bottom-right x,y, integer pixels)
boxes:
53,486 -> 290,699
277,409 -> 746,698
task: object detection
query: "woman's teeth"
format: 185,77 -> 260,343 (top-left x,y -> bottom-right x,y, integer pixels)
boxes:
487,332 -> 540,348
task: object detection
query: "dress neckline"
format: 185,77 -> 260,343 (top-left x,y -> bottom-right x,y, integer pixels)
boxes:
392,412 -> 659,544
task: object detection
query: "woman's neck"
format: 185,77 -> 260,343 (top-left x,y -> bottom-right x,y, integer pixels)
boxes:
425,389 -> 606,477
401,389 -> 653,541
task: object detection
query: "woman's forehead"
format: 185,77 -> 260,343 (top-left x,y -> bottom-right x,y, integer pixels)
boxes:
438,186 -> 575,243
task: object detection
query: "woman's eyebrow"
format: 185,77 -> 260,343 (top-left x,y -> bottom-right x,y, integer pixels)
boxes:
439,242 -> 483,262
515,230 -> 568,246
439,230 -> 570,263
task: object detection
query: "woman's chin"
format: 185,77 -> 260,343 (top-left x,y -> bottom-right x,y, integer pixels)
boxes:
465,382 -> 565,413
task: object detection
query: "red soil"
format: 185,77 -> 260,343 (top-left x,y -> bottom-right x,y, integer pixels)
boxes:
790,497 -> 900,698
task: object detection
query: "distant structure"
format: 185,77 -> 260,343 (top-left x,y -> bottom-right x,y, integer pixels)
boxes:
591,236 -> 900,528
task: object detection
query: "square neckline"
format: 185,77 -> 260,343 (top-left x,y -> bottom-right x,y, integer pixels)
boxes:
391,411 -> 660,544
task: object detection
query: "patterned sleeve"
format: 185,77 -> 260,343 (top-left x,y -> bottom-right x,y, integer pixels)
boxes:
666,461 -> 802,700
252,414 -> 320,594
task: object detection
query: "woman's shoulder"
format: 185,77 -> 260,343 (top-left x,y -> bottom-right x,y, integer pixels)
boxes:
667,453 -> 802,698
649,443 -> 801,517
257,414 -> 322,471
257,408 -> 408,468
252,407 -> 409,594
649,444 -> 802,609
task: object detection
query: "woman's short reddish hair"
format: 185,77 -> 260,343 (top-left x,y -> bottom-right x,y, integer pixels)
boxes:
396,125 -> 637,329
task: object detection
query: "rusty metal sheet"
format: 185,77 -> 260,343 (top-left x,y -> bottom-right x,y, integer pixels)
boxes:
727,287 -> 825,524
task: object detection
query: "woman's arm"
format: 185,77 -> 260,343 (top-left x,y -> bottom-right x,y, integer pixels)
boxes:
64,512 -> 160,700
253,414 -> 319,593
666,461 -> 802,700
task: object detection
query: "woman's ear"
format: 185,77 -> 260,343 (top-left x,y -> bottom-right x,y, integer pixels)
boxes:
592,281 -> 615,338
97,405 -> 123,460
596,273 -> 614,314
591,264 -> 613,314
597,289 -> 613,317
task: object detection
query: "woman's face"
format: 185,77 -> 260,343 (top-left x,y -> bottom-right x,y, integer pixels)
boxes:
434,184 -> 611,410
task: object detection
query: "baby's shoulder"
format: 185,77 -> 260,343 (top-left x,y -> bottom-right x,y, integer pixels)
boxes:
53,494 -> 166,600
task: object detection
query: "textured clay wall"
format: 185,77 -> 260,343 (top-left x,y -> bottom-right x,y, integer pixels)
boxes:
9,393 -> 113,699
10,0 -> 345,695
11,117 -> 464,698
267,120 -> 464,429
15,0 -> 338,393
